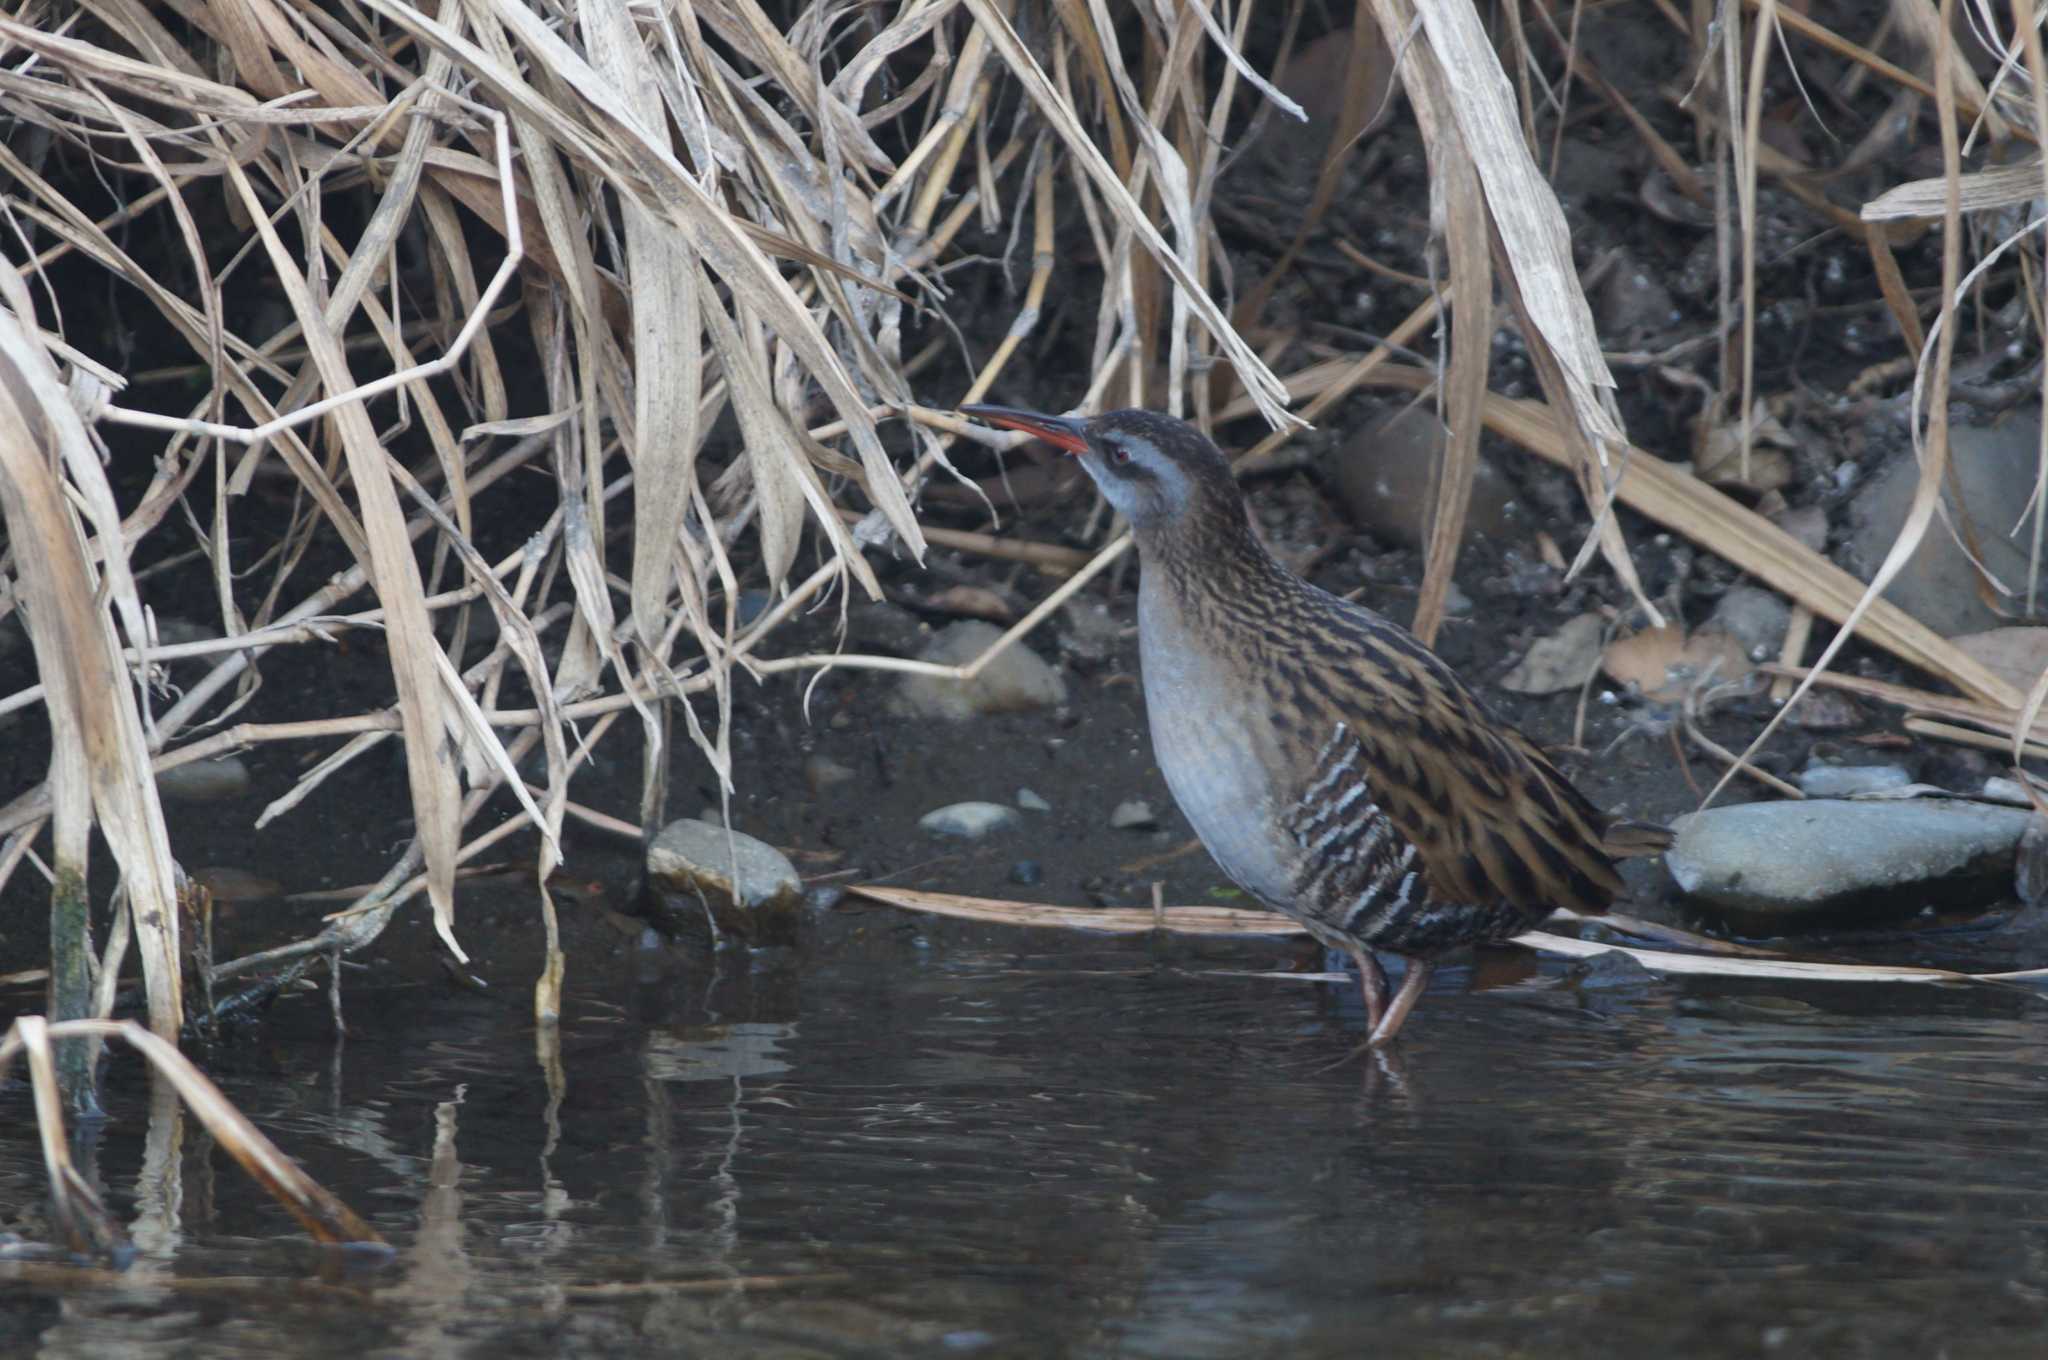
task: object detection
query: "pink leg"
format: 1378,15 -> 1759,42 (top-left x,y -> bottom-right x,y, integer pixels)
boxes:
1344,944 -> 1387,1028
1368,959 -> 1434,1047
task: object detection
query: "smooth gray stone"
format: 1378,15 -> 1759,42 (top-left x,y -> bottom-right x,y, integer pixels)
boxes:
1846,407 -> 2046,635
647,819 -> 803,946
1667,798 -> 2033,927
893,621 -> 1068,721
156,756 -> 251,803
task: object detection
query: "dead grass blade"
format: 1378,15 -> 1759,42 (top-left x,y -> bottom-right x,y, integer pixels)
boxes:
218,152 -> 467,962
1386,12 -> 1491,648
1863,158 -> 2048,219
1905,717 -> 2048,762
848,884 -> 1308,936
594,0 -> 704,653
1516,929 -> 2043,986
1401,0 -> 1613,425
8,1017 -> 127,1258
2012,0 -> 2048,624
1757,662 -> 2018,727
1734,0 -> 1771,485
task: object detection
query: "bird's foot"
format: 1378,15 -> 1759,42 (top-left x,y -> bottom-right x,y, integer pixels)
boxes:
1366,958 -> 1434,1047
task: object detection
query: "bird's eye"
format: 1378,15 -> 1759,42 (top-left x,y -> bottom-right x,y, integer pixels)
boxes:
1108,443 -> 1133,466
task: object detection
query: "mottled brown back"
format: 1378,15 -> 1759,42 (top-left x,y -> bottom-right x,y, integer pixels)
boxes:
1288,581 -> 1634,917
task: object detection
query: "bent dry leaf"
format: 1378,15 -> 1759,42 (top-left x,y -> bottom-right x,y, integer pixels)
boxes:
1399,0 -> 1621,437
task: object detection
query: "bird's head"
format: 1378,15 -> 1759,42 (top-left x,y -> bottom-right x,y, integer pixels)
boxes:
959,405 -> 1242,534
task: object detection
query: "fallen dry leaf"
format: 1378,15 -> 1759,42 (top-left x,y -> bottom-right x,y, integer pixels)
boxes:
1782,687 -> 1867,730
1501,612 -> 1606,695
1602,625 -> 1753,702
922,584 -> 1017,624
1947,626 -> 2048,696
1694,400 -> 1798,493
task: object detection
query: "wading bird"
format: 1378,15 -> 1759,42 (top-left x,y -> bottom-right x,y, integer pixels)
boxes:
962,404 -> 1672,1045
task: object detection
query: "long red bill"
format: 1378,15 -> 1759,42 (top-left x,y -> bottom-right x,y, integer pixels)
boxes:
959,404 -> 1089,455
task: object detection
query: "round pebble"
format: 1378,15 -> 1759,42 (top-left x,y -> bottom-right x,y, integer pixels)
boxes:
919,801 -> 1020,839
1110,799 -> 1158,831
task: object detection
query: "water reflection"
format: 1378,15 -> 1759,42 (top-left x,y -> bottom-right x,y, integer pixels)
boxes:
5,921 -> 2048,1356
643,1023 -> 794,1084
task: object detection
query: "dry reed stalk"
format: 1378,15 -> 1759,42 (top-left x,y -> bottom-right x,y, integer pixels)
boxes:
851,885 -> 2048,986
0,1016 -> 385,1251
0,277 -> 182,1046
1366,0 -> 1661,628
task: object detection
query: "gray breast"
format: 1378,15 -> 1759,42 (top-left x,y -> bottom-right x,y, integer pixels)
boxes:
1136,577 -> 1300,908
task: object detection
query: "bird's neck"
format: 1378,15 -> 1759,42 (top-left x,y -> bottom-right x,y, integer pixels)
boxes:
1135,495 -> 1299,630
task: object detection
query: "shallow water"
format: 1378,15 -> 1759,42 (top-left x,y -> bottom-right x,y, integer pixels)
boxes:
6,911 -> 2048,1358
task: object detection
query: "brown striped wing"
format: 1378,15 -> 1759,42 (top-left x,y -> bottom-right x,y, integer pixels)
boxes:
1289,597 -> 1626,919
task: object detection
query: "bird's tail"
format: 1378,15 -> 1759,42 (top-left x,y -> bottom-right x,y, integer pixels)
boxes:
1603,818 -> 1675,859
